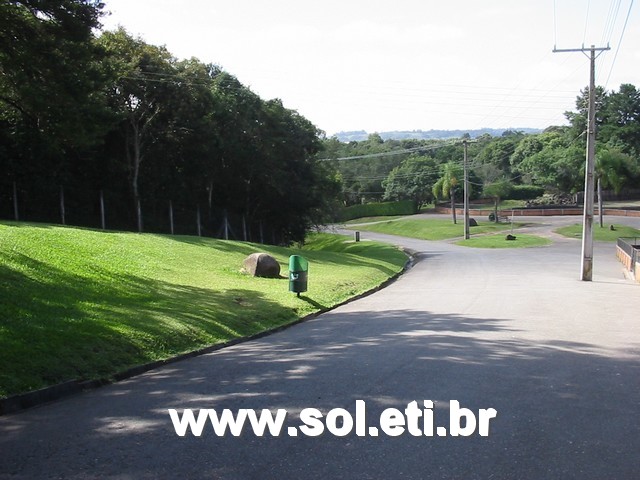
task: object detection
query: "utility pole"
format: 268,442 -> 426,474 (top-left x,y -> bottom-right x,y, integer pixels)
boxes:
463,140 -> 470,240
553,44 -> 610,281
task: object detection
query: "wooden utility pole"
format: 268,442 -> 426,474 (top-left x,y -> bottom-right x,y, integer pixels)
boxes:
553,44 -> 610,281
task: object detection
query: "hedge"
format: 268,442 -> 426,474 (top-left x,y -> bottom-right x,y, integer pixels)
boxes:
506,185 -> 545,200
338,200 -> 418,222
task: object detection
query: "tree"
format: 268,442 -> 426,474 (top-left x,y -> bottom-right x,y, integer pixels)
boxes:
483,180 -> 512,223
476,134 -> 523,175
600,84 -> 640,156
595,147 -> 638,227
564,85 -> 607,139
0,0 -> 108,196
514,132 -> 584,193
97,28 -> 178,230
433,162 -> 463,224
382,155 -> 438,207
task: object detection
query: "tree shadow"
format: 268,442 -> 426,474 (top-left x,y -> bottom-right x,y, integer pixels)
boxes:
0,253 -> 301,398
1,306 -> 639,479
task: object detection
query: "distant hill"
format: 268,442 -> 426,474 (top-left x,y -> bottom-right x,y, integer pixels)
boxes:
333,128 -> 542,142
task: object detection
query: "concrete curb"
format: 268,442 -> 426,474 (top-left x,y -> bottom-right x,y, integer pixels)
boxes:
0,250 -> 414,417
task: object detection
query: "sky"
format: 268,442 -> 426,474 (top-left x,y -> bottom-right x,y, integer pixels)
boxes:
99,0 -> 639,136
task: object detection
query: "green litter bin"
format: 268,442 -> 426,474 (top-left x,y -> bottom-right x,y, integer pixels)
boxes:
289,255 -> 308,296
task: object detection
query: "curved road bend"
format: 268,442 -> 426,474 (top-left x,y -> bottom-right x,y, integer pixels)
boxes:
1,216 -> 640,479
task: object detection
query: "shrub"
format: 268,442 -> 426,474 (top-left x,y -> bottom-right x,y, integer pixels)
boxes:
507,185 -> 545,200
338,200 -> 418,222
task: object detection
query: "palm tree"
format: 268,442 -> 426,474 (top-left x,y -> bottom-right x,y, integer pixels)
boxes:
483,179 -> 512,223
433,162 -> 463,224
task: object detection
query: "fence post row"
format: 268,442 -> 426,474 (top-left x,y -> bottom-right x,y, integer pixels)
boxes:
100,190 -> 106,230
59,186 -> 66,226
5,183 -> 275,244
169,200 -> 174,235
12,181 -> 19,221
197,206 -> 202,237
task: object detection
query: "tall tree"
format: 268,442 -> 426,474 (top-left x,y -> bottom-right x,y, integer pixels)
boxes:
595,147 -> 638,227
0,0 -> 108,190
97,28 -> 178,230
600,84 -> 640,156
382,155 -> 438,207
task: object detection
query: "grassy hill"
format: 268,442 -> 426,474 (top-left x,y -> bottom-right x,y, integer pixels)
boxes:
0,222 -> 407,398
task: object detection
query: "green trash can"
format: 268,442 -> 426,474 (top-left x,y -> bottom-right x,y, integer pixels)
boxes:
289,255 -> 308,296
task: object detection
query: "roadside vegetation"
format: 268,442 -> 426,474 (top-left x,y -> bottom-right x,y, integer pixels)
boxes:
347,218 -> 519,241
555,223 -> 640,241
0,223 -> 406,398
456,234 -> 552,248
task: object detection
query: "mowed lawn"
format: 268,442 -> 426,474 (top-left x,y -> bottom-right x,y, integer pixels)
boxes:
0,222 -> 407,398
555,223 -> 640,241
347,217 -> 520,241
456,233 -> 552,248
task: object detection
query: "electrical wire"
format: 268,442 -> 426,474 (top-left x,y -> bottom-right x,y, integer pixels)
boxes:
604,0 -> 634,88
583,0 -> 592,46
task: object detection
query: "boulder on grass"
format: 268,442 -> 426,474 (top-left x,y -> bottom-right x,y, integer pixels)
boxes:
243,253 -> 281,278
469,218 -> 478,227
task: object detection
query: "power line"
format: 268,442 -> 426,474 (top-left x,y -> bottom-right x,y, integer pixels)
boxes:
316,140 -> 461,162
601,0 -> 623,46
583,0 -> 592,46
604,0 -> 634,88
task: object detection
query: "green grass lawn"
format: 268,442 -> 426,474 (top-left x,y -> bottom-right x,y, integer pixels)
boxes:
0,222 -> 407,398
555,223 -> 640,241
343,215 -> 409,225
348,218 -> 520,241
456,233 -> 552,248
470,200 -> 528,211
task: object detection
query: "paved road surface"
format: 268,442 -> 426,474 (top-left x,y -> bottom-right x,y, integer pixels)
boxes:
1,216 -> 639,479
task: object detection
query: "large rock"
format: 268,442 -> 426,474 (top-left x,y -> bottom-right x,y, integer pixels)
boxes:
243,253 -> 281,278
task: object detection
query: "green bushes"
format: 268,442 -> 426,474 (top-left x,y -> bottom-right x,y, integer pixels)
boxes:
507,185 -> 545,200
338,200 -> 418,222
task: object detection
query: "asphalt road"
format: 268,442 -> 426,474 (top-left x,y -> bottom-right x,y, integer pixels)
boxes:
1,216 -> 640,479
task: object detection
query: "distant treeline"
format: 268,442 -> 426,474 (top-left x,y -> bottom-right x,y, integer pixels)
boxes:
322,86 -> 640,209
333,128 -> 543,143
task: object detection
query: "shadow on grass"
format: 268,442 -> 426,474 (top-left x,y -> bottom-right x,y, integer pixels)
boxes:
297,295 -> 329,310
0,252 -> 300,398
161,233 -> 407,278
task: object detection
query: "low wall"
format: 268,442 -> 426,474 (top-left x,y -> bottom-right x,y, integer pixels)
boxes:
617,244 -> 634,271
616,238 -> 640,284
435,206 -> 640,217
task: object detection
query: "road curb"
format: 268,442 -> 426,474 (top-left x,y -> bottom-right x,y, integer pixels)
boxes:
0,249 -> 414,417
